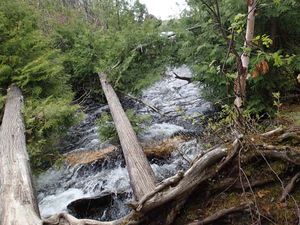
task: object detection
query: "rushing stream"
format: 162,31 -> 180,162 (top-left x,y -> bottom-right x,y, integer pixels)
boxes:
36,65 -> 213,220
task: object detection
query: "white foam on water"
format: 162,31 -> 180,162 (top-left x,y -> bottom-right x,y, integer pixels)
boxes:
36,65 -> 210,220
39,188 -> 90,218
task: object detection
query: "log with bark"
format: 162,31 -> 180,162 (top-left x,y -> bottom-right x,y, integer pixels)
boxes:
2,81 -> 299,225
98,73 -> 156,200
44,77 -> 300,224
43,145 -> 230,225
0,85 -> 42,225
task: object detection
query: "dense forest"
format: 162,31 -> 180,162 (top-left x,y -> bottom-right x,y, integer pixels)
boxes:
0,0 -> 299,225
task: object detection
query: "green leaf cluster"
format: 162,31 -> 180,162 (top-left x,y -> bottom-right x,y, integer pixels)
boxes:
178,0 -> 300,114
0,0 -> 79,172
97,109 -> 151,142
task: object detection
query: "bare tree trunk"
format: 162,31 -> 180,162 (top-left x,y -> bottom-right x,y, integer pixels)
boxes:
98,73 -> 156,200
234,0 -> 256,109
0,85 -> 42,225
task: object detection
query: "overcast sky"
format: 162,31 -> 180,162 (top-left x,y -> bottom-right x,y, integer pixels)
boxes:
139,0 -> 188,20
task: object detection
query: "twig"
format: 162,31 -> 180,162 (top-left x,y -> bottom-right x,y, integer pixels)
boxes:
172,71 -> 192,83
72,89 -> 91,104
217,135 -> 242,171
188,203 -> 252,225
279,172 -> 300,202
212,177 -> 273,192
118,91 -> 162,115
247,137 -> 300,224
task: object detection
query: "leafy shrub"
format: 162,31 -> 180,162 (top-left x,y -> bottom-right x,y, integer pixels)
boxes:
0,0 -> 79,172
24,97 -> 81,172
97,109 -> 151,142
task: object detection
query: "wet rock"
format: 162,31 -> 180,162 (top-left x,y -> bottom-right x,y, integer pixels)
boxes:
37,65 -> 211,221
67,192 -> 131,221
64,135 -> 196,166
143,135 -> 193,159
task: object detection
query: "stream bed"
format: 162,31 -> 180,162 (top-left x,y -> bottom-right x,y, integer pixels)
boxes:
36,65 -> 213,220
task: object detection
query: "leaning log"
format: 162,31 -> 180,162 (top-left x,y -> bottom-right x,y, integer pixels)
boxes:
44,145 -> 230,225
98,73 -> 156,200
0,85 -> 42,225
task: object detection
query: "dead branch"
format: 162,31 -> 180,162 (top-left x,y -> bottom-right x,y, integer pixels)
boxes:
139,146 -> 228,213
111,60 -> 122,69
43,139 -> 240,225
43,212 -> 132,225
130,171 -> 184,211
188,203 -> 252,225
187,24 -> 202,31
172,71 -> 192,83
278,132 -> 300,143
42,145 -> 230,225
261,127 -> 284,138
260,150 -> 300,165
217,135 -> 242,170
212,177 -> 274,193
279,172 -> 300,202
72,89 -> 91,105
117,90 -> 161,115
256,143 -> 290,151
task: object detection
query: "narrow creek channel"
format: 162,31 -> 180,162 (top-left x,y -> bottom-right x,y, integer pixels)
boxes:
36,65 -> 213,221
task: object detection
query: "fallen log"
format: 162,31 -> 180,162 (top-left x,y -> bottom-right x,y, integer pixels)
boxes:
44,144 -> 232,225
261,127 -> 284,138
138,146 -> 228,213
0,85 -> 42,225
43,212 -> 128,225
98,73 -> 156,200
44,74 -> 232,225
188,203 -> 252,225
260,150 -> 300,165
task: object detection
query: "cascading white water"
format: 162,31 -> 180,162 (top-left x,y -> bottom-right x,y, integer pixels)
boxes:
36,65 -> 213,220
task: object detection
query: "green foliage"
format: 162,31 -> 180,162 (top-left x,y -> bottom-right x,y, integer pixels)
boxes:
97,112 -> 117,142
272,92 -> 282,117
0,94 -> 4,112
253,35 -> 273,48
24,97 -> 81,172
230,13 -> 246,34
2,0 -> 300,172
178,0 -> 300,114
97,109 -> 151,142
0,0 -> 177,171
45,0 -> 171,96
0,0 -> 79,172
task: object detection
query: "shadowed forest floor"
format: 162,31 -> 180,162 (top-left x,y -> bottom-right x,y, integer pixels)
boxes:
174,104 -> 300,225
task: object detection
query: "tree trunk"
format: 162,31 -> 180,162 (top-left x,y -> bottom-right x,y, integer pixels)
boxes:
0,85 -> 42,225
234,0 -> 256,109
98,73 -> 156,200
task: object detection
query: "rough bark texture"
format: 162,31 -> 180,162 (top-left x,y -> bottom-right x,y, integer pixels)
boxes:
138,146 -> 228,212
0,85 -> 42,225
44,145 -> 229,225
98,73 -> 156,200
